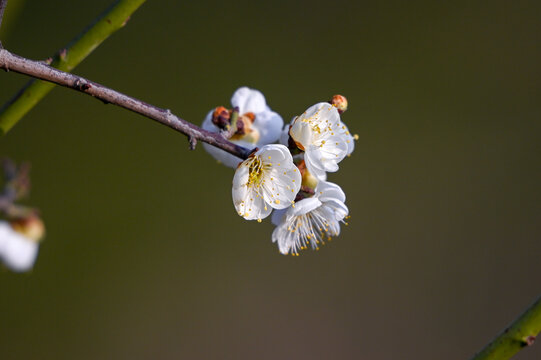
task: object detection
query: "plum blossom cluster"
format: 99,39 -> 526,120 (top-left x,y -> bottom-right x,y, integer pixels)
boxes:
202,88 -> 356,255
0,160 -> 45,272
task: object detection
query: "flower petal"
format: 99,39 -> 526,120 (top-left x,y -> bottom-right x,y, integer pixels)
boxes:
257,145 -> 301,209
231,87 -> 267,114
232,168 -> 273,220
316,181 -> 346,203
271,208 -> 287,226
254,110 -> 284,145
271,224 -> 292,255
286,197 -> 322,217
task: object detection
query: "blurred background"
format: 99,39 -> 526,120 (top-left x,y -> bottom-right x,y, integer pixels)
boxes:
1,1 -> 540,359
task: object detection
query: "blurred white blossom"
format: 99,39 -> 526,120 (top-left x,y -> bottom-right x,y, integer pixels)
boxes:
0,220 -> 40,272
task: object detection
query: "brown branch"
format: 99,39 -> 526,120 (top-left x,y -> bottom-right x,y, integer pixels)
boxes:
0,48 -> 253,160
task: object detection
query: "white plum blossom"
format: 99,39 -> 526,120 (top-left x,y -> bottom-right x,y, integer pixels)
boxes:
289,102 -> 353,180
271,181 -> 348,255
232,144 -> 301,221
202,87 -> 284,168
0,221 -> 39,272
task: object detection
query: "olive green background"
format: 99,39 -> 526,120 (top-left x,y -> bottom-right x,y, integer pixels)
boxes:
1,1 -> 540,359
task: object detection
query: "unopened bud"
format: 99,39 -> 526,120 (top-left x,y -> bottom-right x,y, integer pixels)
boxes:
10,215 -> 45,243
211,106 -> 231,129
331,95 -> 348,114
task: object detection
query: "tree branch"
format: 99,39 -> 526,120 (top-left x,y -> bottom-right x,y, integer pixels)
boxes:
0,49 -> 252,159
0,0 -> 146,134
470,294 -> 541,360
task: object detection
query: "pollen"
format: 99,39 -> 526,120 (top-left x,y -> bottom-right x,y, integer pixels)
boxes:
275,200 -> 280,204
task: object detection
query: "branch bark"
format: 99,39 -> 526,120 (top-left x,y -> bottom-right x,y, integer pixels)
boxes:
0,48 -> 252,159
0,0 -> 146,134
470,295 -> 541,360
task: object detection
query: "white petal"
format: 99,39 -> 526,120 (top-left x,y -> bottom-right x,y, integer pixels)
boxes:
323,199 -> 349,221
289,119 -> 314,149
257,145 -> 301,209
254,110 -> 283,145
255,143 -> 290,163
232,154 -> 272,220
344,129 -> 355,155
304,148 -> 330,180
316,181 -> 346,203
231,87 -> 267,114
279,124 -> 291,146
271,224 -> 291,255
271,208 -> 288,226
287,197 -> 322,217
290,103 -> 341,148
201,109 -> 216,132
303,102 -> 340,125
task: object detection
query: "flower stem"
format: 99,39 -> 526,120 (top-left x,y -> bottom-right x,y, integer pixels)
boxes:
0,0 -> 146,135
470,295 -> 541,360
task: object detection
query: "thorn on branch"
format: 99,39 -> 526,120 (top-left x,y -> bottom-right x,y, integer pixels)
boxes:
188,136 -> 197,150
73,79 -> 91,91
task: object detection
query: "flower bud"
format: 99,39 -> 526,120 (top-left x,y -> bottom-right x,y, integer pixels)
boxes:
331,95 -> 348,114
211,106 -> 231,129
10,215 -> 45,243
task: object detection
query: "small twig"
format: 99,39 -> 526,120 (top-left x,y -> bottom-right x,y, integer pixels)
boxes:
188,136 -> 197,151
0,49 -> 252,160
0,0 -> 7,48
470,294 -> 541,360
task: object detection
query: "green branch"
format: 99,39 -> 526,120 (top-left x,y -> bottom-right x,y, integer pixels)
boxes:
0,0 -> 146,135
470,295 -> 541,360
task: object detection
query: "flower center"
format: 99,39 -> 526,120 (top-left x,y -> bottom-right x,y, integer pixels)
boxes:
247,156 -> 269,187
230,113 -> 260,144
